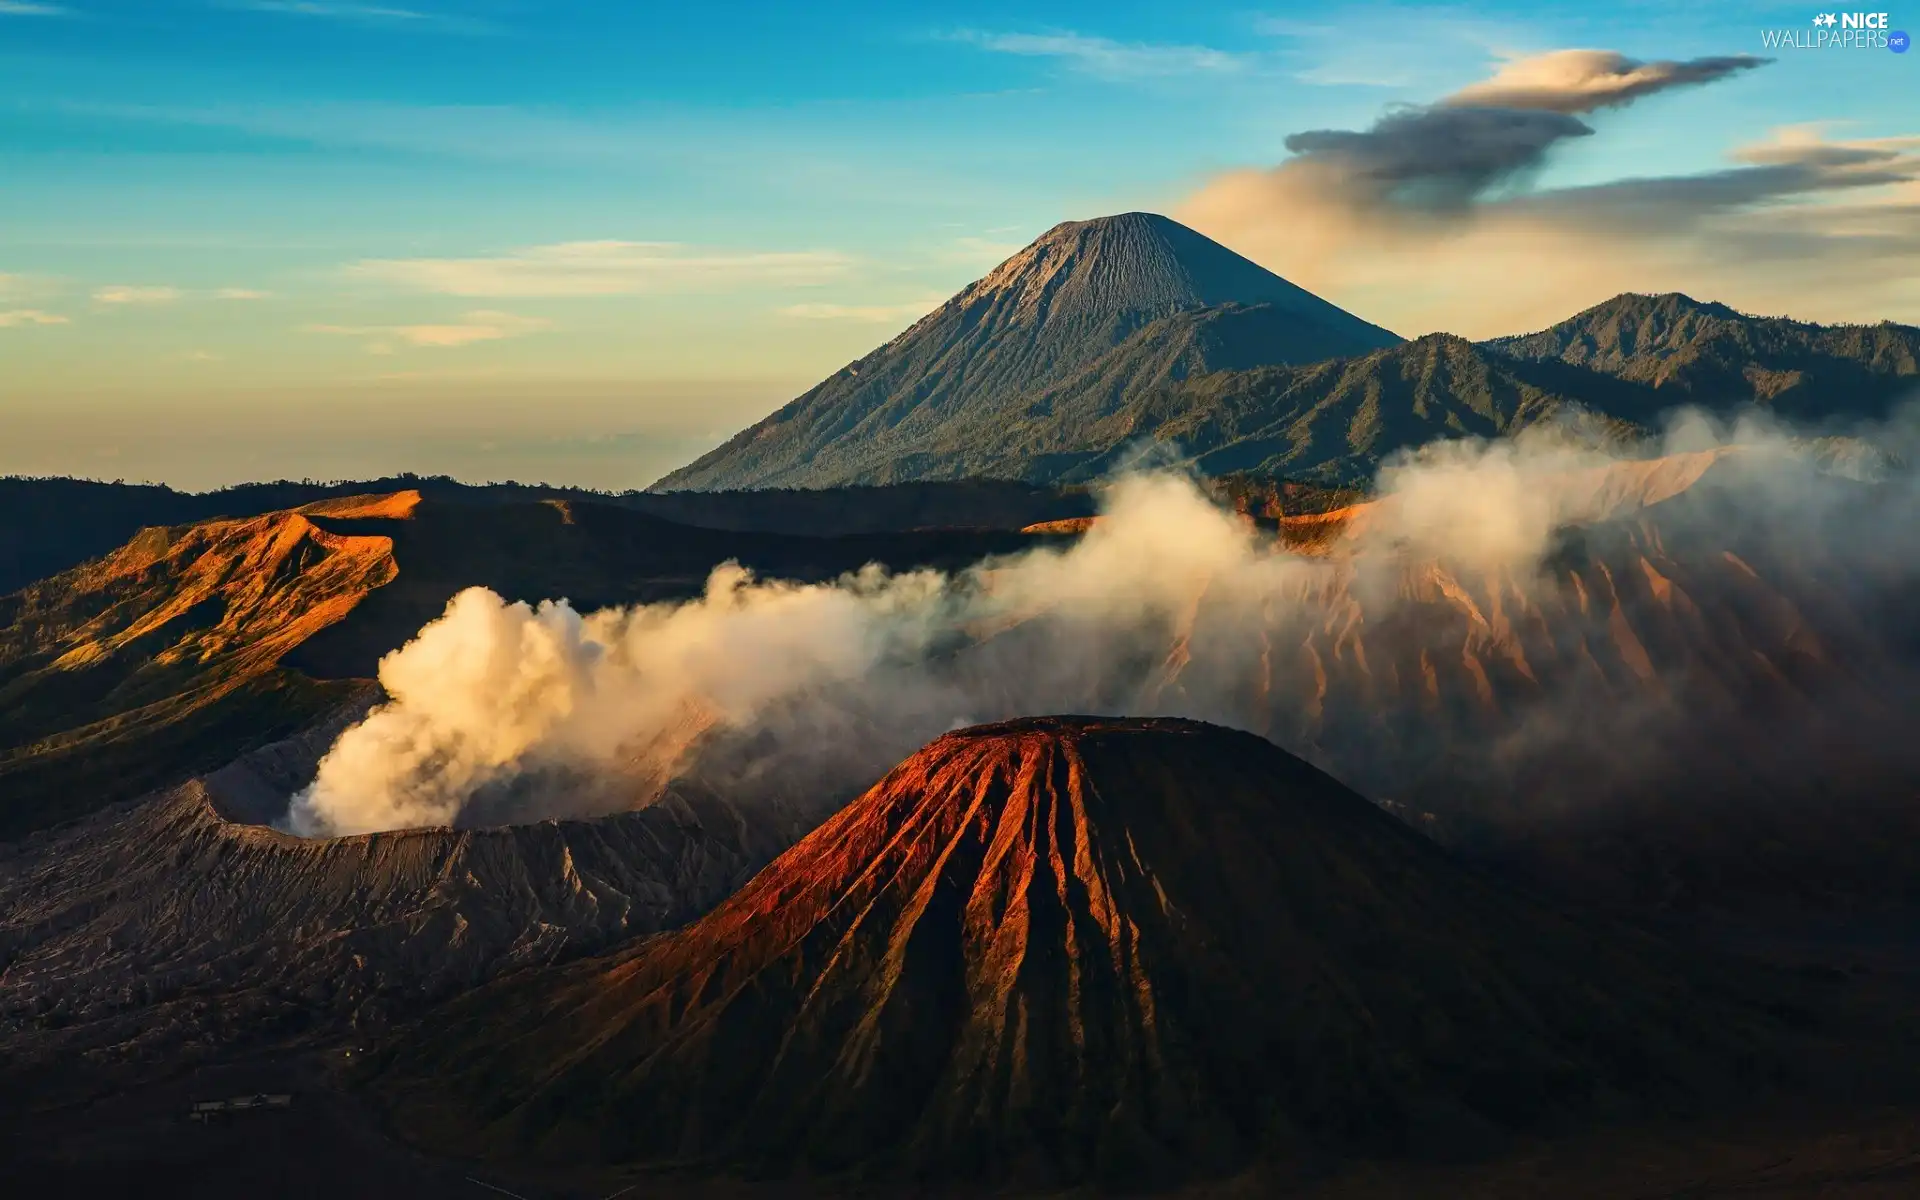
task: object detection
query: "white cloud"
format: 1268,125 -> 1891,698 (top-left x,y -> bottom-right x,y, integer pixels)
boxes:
393,311 -> 554,347
1256,10 -> 1528,90
778,296 -> 947,324
346,241 -> 854,297
236,1 -> 427,15
1445,49 -> 1768,114
0,2 -> 69,14
93,285 -> 184,305
87,284 -> 271,304
953,30 -> 1247,79
0,309 -> 68,327
304,309 -> 554,349
223,2 -> 492,32
1179,81 -> 1920,336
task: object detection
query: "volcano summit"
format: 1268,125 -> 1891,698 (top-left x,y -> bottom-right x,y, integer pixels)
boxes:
654,213 -> 1401,491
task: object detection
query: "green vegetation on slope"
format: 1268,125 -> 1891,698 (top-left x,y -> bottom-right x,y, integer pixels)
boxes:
847,333 -> 1660,486
1484,292 -> 1920,420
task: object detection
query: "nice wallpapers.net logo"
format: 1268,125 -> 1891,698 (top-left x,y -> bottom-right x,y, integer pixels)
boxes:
1762,12 -> 1910,50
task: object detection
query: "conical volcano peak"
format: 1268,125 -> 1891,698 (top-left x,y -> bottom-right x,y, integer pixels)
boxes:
371,716 -> 1764,1184
967,210 -> 1356,326
652,212 -> 1399,491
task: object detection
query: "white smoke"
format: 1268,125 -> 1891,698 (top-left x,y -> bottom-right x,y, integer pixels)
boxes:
285,408 -> 1920,839
284,474 -> 1275,836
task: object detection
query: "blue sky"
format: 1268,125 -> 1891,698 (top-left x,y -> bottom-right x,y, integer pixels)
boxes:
2,1 -> 1915,488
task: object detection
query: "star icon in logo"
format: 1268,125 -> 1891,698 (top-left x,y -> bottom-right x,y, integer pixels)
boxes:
1815,12 -> 1839,25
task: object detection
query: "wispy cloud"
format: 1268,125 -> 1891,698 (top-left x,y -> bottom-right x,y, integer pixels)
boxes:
1177,50 -> 1920,334
222,1 -> 494,33
347,241 -> 854,297
236,1 -> 427,15
952,30 -> 1248,80
90,284 -> 270,304
778,295 -> 947,324
0,309 -> 69,327
1251,51 -> 1770,216
1258,9 -> 1528,89
0,2 -> 70,15
1448,49 -> 1768,114
304,309 -> 554,350
93,285 -> 184,305
53,100 -> 650,164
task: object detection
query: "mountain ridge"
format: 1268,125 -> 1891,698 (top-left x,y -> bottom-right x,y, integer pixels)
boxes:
0,475 -> 1093,597
653,212 -> 1401,491
0,492 -> 1058,837
1484,292 -> 1920,418
845,331 -> 1668,486
653,233 -> 1919,493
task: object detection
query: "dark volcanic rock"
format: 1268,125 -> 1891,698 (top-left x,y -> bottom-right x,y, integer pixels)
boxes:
369,717 -> 1775,1187
0,715 -> 832,1085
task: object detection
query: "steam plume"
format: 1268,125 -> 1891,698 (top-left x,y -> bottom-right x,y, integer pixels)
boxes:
286,407 -> 1920,839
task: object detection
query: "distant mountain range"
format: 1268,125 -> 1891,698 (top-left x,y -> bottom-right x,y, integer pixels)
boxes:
0,475 -> 1090,597
655,215 -> 1920,490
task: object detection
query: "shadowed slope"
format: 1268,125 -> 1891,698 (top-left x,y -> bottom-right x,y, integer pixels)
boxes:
896,332 -> 1665,486
371,718 -> 1772,1186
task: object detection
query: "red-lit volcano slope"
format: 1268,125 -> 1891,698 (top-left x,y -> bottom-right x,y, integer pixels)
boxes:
369,717 -> 1782,1189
